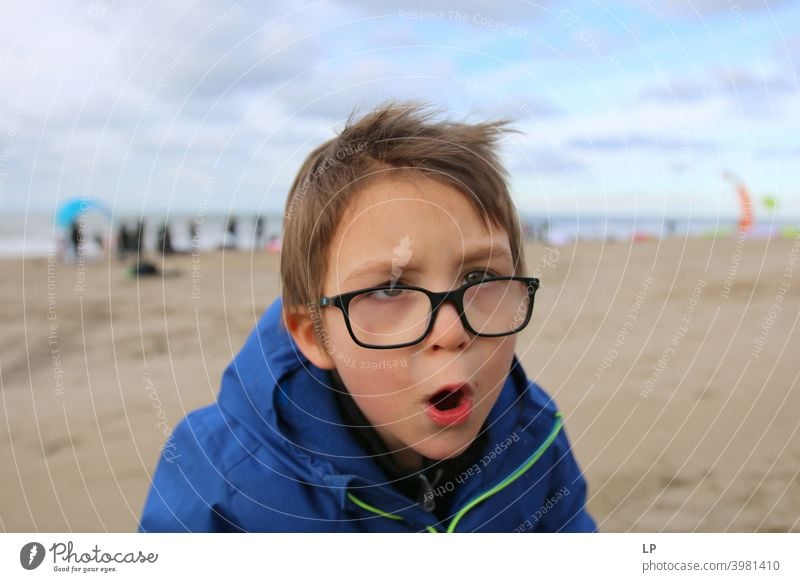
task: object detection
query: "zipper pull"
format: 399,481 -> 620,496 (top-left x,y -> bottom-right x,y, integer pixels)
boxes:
417,468 -> 444,512
418,474 -> 436,512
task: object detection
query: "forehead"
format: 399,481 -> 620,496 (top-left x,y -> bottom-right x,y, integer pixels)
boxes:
335,173 -> 499,239
325,174 -> 512,285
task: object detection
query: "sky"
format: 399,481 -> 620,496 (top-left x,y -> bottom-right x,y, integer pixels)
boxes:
0,0 -> 798,220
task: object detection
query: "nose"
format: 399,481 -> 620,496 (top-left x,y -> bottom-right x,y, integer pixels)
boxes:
425,301 -> 470,351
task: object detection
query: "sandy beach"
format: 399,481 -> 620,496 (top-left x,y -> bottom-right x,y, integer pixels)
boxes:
1,236 -> 798,532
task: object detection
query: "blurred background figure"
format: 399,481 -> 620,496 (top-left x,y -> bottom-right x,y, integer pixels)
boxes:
266,234 -> 281,254
134,220 -> 145,260
116,222 -> 131,261
157,222 -> 174,255
189,220 -> 199,250
224,216 -> 238,250
69,218 -> 82,263
254,215 -> 265,250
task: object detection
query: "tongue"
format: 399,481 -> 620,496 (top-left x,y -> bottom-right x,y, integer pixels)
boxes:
431,389 -> 462,411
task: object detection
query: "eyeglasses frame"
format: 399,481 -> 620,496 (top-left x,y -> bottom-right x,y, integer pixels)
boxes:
318,276 -> 540,349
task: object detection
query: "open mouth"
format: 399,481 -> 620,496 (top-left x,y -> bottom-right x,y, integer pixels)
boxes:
429,387 -> 466,411
425,384 -> 473,427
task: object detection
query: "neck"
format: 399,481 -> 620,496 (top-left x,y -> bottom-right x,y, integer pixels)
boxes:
374,430 -> 424,471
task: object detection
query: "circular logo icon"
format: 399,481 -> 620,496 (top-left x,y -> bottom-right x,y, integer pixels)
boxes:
20,542 -> 46,570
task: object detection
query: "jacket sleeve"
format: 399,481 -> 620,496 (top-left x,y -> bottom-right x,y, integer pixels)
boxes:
138,412 -> 238,532
537,421 -> 597,532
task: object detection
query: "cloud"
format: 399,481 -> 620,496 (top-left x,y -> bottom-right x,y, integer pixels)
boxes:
0,0 -> 352,212
114,2 -> 329,106
714,67 -> 794,94
566,134 -> 714,152
269,53 -> 464,120
343,0 -> 552,21
641,64 -> 796,118
773,34 -> 800,78
640,78 -> 708,102
755,144 -> 800,158
660,0 -> 789,16
450,71 -> 563,119
505,147 -> 587,175
643,67 -> 793,99
1,0 -> 796,218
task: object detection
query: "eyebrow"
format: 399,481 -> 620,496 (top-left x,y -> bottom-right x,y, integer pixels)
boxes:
342,245 -> 514,286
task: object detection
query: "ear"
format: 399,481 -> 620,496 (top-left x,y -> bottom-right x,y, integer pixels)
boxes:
283,307 -> 336,370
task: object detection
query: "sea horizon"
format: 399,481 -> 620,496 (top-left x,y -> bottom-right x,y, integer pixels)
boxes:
2,208 -> 798,258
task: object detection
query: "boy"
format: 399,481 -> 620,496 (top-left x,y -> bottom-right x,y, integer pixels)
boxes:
139,104 -> 596,532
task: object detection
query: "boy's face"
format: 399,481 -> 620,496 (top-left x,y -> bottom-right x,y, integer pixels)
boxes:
312,174 -> 518,469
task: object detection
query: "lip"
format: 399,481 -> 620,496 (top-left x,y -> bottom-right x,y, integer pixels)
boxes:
424,383 -> 473,427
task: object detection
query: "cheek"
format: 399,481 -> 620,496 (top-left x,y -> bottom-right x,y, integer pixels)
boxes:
336,358 -> 410,397
319,311 -> 359,358
475,337 -> 517,386
321,312 -> 415,383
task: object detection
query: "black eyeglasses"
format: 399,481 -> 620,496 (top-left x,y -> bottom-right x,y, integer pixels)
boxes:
318,276 -> 539,349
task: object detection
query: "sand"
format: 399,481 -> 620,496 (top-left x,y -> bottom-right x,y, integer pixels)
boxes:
1,236 -> 799,532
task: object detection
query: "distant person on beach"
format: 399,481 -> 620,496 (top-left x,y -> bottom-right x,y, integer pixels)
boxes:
225,216 -> 238,250
254,215 -> 265,250
69,219 -> 82,262
188,220 -> 199,251
539,219 -> 550,243
140,103 -> 595,532
265,234 -> 281,254
157,222 -> 174,255
133,220 -> 145,259
116,223 -> 130,260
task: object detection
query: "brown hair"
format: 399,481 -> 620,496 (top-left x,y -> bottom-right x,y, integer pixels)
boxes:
280,102 -> 526,315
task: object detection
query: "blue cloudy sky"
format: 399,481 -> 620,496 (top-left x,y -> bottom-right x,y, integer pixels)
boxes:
1,0 -> 798,219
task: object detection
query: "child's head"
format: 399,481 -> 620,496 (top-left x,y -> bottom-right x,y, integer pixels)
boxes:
281,103 -> 532,469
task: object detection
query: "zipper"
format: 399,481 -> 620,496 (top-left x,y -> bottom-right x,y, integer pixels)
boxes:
418,468 -> 443,512
347,412 -> 564,532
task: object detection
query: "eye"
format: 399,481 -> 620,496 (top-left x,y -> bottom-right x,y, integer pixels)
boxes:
372,287 -> 404,299
364,283 -> 409,301
464,269 -> 498,284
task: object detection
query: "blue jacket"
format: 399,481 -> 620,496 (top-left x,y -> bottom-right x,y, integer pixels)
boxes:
139,298 -> 596,532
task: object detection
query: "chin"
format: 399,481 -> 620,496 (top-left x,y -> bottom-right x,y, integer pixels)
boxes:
414,427 -> 478,461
